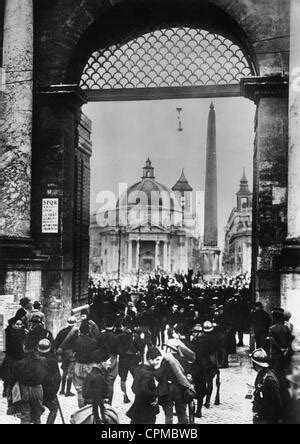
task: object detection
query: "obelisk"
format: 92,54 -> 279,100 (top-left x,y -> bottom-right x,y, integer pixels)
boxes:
200,103 -> 220,276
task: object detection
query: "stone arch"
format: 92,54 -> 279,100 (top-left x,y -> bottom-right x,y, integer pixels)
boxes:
0,0 -> 286,333
34,0 -> 289,89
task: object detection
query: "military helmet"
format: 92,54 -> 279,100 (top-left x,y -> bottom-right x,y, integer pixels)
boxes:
38,339 -> 51,354
203,321 -> 214,333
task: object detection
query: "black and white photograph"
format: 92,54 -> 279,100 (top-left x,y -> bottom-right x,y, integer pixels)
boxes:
0,0 -> 299,429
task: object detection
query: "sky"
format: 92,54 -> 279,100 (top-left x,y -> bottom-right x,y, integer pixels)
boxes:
83,97 -> 255,248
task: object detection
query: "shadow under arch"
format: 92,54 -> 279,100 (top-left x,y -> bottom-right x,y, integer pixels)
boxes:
67,0 -> 258,87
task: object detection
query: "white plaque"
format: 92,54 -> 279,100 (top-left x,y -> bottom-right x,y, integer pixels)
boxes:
0,295 -> 15,314
42,198 -> 59,234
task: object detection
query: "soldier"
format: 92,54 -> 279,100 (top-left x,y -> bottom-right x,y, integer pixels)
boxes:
191,321 -> 220,417
54,316 -> 79,397
73,320 -> 98,408
96,316 -> 119,405
38,339 -> 61,424
268,310 -> 294,376
14,297 -> 33,330
9,346 -> 48,424
82,349 -> 112,423
154,347 -> 194,424
127,347 -> 161,424
250,302 -> 271,349
25,315 -> 54,352
80,309 -> 100,338
250,348 -> 283,424
118,327 -> 145,404
28,301 -> 45,326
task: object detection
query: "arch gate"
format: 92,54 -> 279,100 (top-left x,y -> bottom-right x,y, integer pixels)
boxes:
0,0 -> 291,333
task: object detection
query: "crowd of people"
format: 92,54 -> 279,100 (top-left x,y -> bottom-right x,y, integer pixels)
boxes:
0,271 -> 299,424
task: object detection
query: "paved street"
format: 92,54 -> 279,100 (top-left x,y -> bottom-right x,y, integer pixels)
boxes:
0,341 -> 255,425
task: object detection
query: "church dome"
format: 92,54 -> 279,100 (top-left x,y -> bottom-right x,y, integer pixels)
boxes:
117,159 -> 183,228
117,159 -> 174,209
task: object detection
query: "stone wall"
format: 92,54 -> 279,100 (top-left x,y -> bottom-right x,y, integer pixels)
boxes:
73,112 -> 92,305
0,0 -> 4,67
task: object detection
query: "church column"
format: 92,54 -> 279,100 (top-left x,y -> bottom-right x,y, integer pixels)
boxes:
0,0 -> 33,238
163,242 -> 168,271
280,0 -> 300,354
168,243 -> 172,272
136,240 -> 140,271
128,240 -> 133,272
155,241 -> 160,269
112,239 -> 116,272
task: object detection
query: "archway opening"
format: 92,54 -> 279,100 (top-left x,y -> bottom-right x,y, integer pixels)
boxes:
71,17 -> 257,306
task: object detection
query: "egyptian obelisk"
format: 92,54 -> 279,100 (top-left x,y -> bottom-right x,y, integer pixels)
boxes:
200,103 -> 221,276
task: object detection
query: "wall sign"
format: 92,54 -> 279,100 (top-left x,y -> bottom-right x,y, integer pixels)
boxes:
42,198 -> 59,234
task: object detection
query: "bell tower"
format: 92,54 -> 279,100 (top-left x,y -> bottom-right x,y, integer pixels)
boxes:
142,158 -> 155,179
237,169 -> 252,211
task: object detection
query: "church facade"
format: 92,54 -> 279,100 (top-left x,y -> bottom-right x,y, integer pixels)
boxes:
90,160 -> 201,276
222,171 -> 253,276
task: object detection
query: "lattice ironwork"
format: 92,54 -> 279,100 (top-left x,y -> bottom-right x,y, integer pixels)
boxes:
80,27 -> 253,91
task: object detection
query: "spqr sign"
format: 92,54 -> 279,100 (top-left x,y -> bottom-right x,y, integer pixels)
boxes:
42,198 -> 59,234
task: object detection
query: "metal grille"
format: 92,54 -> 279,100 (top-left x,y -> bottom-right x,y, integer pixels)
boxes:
80,27 -> 252,91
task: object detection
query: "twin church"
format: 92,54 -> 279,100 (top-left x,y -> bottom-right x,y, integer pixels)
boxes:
90,104 -> 253,277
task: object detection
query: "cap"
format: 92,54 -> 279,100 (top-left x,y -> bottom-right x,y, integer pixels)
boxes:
20,297 -> 31,308
38,339 -> 51,354
192,324 -> 203,332
146,347 -> 162,361
67,316 -> 77,325
203,321 -> 214,333
31,315 -> 43,324
250,348 -> 270,368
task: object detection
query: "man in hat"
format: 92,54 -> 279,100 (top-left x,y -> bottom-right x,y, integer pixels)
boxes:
73,320 -> 98,408
268,309 -> 294,376
123,302 -> 138,329
250,302 -> 271,349
38,339 -> 61,424
118,326 -> 145,404
250,348 -> 283,424
82,349 -> 112,423
25,315 -> 54,352
80,309 -> 100,339
284,370 -> 300,424
9,344 -> 48,424
96,316 -> 120,405
15,297 -> 33,329
192,321 -> 220,416
154,343 -> 194,424
54,316 -> 79,397
127,347 -> 161,424
29,301 -> 45,326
